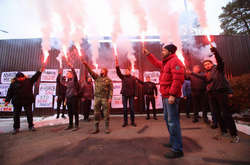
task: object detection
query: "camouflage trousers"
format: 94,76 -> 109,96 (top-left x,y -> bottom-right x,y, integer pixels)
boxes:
93,97 -> 110,124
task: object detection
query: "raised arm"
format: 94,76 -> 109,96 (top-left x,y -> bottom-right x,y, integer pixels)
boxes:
80,59 -> 98,80
116,66 -> 124,80
210,47 -> 224,72
143,48 -> 162,69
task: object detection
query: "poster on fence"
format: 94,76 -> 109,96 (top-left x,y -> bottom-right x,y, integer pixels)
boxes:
1,71 -> 36,84
41,69 -> 58,82
155,85 -> 163,109
111,95 -> 123,108
35,95 -> 53,108
0,84 -> 10,97
0,98 -> 13,112
143,71 -> 160,84
39,83 -> 56,95
63,69 -> 80,80
113,82 -> 122,95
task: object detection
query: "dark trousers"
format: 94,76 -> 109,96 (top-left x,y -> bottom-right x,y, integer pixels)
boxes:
184,96 -> 192,116
66,96 -> 79,127
80,99 -> 92,120
208,92 -> 237,136
57,95 -> 66,117
13,104 -> 33,129
145,95 -> 156,117
192,93 -> 208,119
122,95 -> 135,124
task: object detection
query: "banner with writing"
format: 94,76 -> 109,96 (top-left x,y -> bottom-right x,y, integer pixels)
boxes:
41,69 -> 58,82
0,98 -> 14,112
0,84 -> 10,97
1,71 -> 36,84
143,71 -> 160,84
35,95 -> 53,108
39,83 -> 56,95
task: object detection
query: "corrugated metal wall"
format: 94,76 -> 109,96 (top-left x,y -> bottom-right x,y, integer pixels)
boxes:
0,35 -> 250,116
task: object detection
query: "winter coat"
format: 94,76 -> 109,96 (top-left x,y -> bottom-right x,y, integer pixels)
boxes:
137,80 -> 158,96
185,73 -> 206,95
147,53 -> 185,98
205,51 -> 233,94
116,66 -> 138,97
56,74 -> 67,97
79,82 -> 94,100
85,64 -> 113,99
5,71 -> 41,105
65,68 -> 80,98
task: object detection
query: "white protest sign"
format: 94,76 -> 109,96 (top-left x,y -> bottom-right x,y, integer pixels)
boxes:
0,98 -> 14,112
41,69 -> 58,82
39,83 -> 56,95
35,95 -> 53,108
63,69 -> 80,80
113,82 -> 122,95
111,95 -> 123,108
1,71 -> 36,84
0,84 -> 10,97
143,71 -> 160,84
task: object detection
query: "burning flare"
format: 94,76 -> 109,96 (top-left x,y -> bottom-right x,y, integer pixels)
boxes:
113,43 -> 118,57
62,45 -> 68,59
43,50 -> 49,63
75,43 -> 82,56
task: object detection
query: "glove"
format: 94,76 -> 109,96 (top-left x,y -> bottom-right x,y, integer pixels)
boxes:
210,47 -> 218,55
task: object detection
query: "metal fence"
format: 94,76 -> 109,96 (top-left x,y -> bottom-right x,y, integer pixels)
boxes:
0,35 -> 249,116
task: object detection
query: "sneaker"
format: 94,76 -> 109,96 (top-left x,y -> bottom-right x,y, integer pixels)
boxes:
72,126 -> 79,131
122,123 -> 128,127
231,136 -> 240,143
29,127 -> 36,132
211,124 -> 218,129
146,117 -> 150,120
192,118 -> 199,123
64,126 -> 73,130
12,129 -> 20,135
154,117 -> 158,120
91,129 -> 100,134
163,143 -> 172,148
164,150 -> 184,159
131,123 -> 137,127
61,115 -> 66,119
56,115 -> 59,119
203,118 -> 210,124
221,132 -> 230,137
186,115 -> 190,118
105,129 -> 111,134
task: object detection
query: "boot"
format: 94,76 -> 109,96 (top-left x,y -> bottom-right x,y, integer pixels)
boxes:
91,123 -> 100,134
105,121 -> 111,134
146,113 -> 150,120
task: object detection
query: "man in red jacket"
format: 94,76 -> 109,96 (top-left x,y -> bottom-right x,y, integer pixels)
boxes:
144,44 -> 185,159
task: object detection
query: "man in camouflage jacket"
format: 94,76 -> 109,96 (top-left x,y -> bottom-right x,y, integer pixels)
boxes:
81,59 -> 113,134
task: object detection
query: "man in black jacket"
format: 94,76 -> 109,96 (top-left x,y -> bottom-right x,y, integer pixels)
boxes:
138,76 -> 158,120
64,61 -> 80,131
79,77 -> 94,121
5,64 -> 46,134
115,58 -> 138,127
186,65 -> 210,124
203,47 -> 239,143
56,69 -> 67,119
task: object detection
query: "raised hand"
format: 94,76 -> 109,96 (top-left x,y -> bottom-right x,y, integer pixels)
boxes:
143,48 -> 150,56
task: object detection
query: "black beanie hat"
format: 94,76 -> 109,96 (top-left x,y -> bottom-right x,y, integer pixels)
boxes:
16,72 -> 25,78
163,44 -> 177,54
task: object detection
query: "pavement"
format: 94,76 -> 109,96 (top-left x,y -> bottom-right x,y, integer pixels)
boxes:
0,115 -> 250,165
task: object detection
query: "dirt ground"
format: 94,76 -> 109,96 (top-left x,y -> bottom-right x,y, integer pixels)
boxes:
0,116 -> 250,165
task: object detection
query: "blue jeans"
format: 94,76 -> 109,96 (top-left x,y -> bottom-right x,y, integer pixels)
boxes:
122,96 -> 135,123
163,97 -> 183,152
